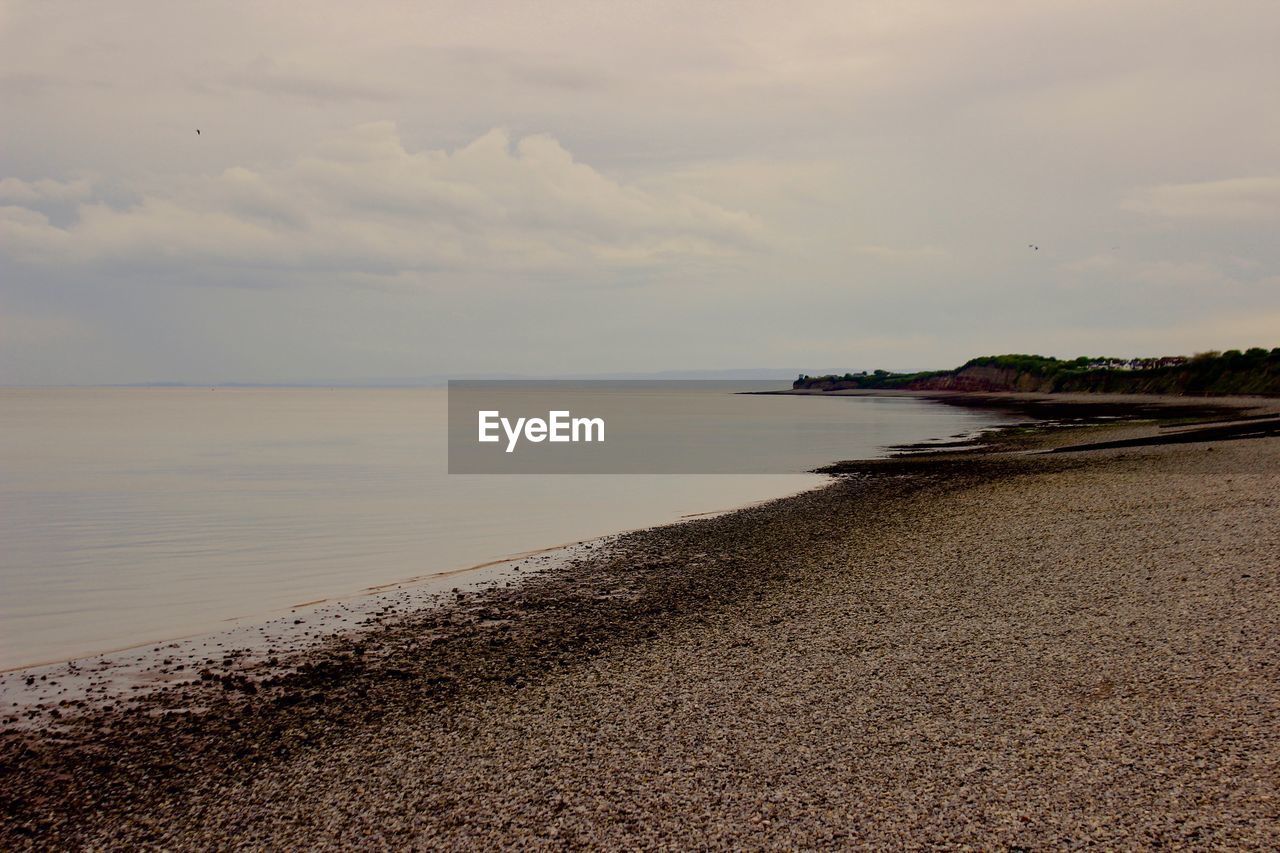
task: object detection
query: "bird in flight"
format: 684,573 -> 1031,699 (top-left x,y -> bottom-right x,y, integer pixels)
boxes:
1028,244 -> 1039,250
195,129 -> 201,135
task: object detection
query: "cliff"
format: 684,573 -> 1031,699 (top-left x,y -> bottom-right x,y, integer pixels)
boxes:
794,349 -> 1280,397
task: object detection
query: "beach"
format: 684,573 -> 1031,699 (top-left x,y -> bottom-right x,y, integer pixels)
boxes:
11,1 -> 1279,846
3,396 -> 1278,847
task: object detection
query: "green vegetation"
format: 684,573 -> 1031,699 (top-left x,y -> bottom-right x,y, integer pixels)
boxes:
795,368 -> 949,389
795,347 -> 1280,396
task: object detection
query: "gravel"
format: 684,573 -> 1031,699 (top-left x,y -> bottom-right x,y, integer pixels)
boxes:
3,416 -> 1278,848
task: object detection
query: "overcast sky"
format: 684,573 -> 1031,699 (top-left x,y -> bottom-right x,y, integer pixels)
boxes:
2,1 -> 1278,384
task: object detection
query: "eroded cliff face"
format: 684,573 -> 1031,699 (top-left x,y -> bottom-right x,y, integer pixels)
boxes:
796,366 -> 1048,392
795,350 -> 1280,396
906,366 -> 1053,392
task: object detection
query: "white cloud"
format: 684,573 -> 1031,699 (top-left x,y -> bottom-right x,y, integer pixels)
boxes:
1122,176 -> 1280,221
0,176 -> 93,203
0,123 -> 764,281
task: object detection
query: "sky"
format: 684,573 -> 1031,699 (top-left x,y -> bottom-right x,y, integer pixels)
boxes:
1,0 -> 1278,384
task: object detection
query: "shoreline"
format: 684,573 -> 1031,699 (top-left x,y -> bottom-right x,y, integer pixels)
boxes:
0,476 -> 833,681
3,393 -> 1279,846
0,482 -> 839,723
767,386 -> 1279,416
0,541 -> 590,677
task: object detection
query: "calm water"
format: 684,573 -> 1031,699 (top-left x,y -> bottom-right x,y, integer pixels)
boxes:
0,387 -> 1006,669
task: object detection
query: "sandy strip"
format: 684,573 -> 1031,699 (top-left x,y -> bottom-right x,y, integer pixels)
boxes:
2,407 -> 1278,847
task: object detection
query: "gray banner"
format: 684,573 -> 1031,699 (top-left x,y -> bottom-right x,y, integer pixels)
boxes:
447,380 -> 1000,474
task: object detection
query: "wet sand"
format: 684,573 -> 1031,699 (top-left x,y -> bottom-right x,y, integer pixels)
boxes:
2,397 -> 1279,847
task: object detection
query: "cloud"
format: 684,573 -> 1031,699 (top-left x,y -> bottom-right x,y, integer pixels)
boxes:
1122,176 -> 1280,221
217,57 -> 398,103
0,176 -> 93,203
0,123 -> 764,282
2,2 -> 1278,384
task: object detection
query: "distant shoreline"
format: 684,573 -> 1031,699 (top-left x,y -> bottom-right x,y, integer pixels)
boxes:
792,349 -> 1280,396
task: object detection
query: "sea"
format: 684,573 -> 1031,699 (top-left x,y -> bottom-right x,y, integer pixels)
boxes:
0,386 -> 1010,670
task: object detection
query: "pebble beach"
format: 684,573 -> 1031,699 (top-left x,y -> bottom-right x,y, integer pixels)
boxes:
3,398 -> 1278,848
